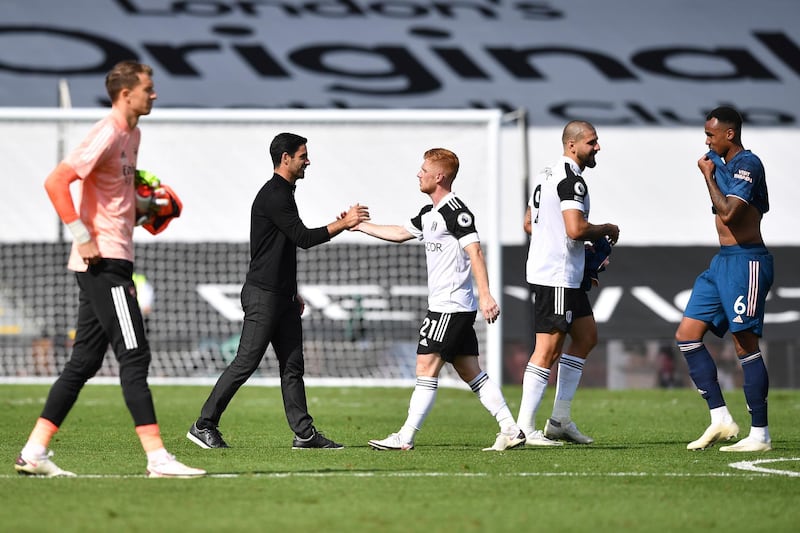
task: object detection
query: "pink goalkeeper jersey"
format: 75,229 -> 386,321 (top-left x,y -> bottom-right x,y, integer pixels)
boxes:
65,110 -> 139,272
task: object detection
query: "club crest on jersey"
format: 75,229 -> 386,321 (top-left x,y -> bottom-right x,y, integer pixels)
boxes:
573,182 -> 586,196
457,212 -> 473,227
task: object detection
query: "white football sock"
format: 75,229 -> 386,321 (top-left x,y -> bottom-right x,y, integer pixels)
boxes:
468,371 -> 518,434
146,447 -> 171,465
517,363 -> 550,434
399,376 -> 438,442
749,426 -> 770,442
21,442 -> 46,459
709,405 -> 734,425
551,353 -> 585,421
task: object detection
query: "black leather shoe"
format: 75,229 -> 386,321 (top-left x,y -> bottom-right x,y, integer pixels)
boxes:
187,422 -> 230,449
292,429 -> 343,449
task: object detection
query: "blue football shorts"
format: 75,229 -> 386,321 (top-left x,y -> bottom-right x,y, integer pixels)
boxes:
683,244 -> 773,337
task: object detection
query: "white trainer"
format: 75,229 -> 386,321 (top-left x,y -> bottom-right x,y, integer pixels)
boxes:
719,436 -> 772,452
147,454 -> 206,478
15,450 -> 76,477
524,429 -> 564,447
687,420 -> 740,450
544,418 -> 594,444
482,430 -> 526,451
368,432 -> 414,451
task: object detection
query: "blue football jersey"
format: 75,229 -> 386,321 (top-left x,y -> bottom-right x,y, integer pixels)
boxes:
707,149 -> 769,214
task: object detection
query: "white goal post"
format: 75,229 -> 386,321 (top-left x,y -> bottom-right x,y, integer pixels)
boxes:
0,107 -> 512,388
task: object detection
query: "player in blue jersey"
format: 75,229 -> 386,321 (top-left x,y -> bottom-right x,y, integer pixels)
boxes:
353,148 -> 526,452
677,106 -> 774,452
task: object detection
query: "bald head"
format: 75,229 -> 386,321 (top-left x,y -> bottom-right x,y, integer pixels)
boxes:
562,121 -> 596,147
561,120 -> 600,170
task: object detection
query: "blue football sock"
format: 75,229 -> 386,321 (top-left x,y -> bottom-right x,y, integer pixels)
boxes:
740,351 -> 769,427
678,341 -> 725,409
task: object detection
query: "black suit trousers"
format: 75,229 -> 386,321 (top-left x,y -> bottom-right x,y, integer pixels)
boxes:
199,283 -> 314,437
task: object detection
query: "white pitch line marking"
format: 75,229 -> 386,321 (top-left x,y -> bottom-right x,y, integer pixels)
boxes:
3,469 -> 792,480
728,457 -> 800,477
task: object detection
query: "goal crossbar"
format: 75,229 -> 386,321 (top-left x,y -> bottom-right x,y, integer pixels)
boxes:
0,107 -> 503,387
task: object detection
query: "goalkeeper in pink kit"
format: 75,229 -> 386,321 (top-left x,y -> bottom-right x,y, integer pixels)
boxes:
14,60 -> 204,478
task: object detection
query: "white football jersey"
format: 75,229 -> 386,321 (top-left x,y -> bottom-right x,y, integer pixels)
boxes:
526,156 -> 590,288
405,192 -> 480,313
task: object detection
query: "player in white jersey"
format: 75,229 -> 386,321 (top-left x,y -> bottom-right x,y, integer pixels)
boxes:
516,121 -> 619,446
353,148 -> 526,451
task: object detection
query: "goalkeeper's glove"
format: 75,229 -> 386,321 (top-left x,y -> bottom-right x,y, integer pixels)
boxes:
134,170 -> 183,234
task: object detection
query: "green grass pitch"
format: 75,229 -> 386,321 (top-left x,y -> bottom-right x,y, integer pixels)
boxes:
1,384 -> 798,532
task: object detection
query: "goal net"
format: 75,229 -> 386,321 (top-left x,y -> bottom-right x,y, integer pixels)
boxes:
0,108 -> 504,387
